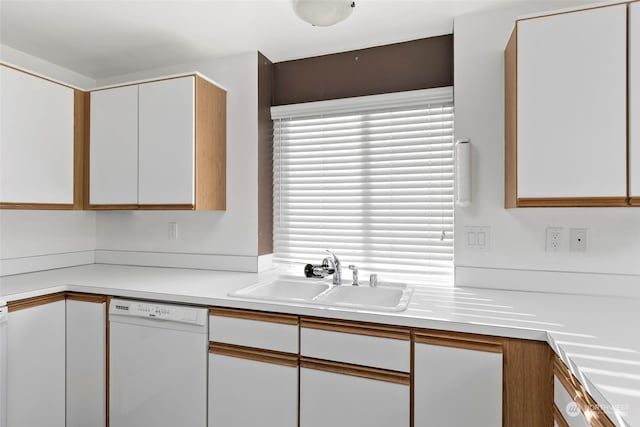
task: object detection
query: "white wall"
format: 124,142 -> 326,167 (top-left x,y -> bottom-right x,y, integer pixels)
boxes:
94,53 -> 260,264
453,2 -> 640,294
0,46 -> 97,276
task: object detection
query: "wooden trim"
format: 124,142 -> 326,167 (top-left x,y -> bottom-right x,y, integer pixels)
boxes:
87,204 -> 140,210
630,197 -> 640,206
503,339 -> 553,427
301,318 -> 410,341
194,75 -> 226,210
0,63 -> 80,90
65,292 -> 107,304
106,295 -> 111,427
410,332 -> 415,427
625,3 -> 633,206
137,204 -> 195,210
210,307 -> 298,325
209,342 -> 298,367
553,404 -> 570,427
300,357 -> 410,386
516,2 -> 631,23
414,330 -> 503,353
87,204 -> 197,210
517,197 -> 629,207
0,202 -> 73,210
505,26 -> 518,209
554,355 -> 616,427
73,90 -> 89,210
7,292 -> 66,312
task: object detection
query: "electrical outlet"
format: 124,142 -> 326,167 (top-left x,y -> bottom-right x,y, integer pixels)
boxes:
569,228 -> 587,252
545,227 -> 562,252
168,222 -> 178,240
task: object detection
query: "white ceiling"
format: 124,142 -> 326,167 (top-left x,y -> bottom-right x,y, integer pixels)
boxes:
0,0 -> 583,80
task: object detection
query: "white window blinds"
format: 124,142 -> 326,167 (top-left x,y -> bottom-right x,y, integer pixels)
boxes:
272,88 -> 454,285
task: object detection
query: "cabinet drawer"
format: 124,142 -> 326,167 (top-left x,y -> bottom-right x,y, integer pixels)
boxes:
209,308 -> 298,353
300,319 -> 410,372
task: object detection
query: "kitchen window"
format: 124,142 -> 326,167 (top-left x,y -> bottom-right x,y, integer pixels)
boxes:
271,87 -> 454,284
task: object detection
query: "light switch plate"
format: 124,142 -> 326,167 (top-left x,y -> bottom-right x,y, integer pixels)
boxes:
168,222 -> 178,240
464,226 -> 490,252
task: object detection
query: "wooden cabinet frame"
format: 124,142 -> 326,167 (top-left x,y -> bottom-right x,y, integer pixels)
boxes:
554,355 -> 616,427
86,74 -> 226,211
0,64 -> 89,210
504,4 -> 635,208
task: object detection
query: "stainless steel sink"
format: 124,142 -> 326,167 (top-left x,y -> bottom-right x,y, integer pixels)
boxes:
229,277 -> 413,312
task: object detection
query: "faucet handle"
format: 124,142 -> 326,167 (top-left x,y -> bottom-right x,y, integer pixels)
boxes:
324,250 -> 340,266
348,265 -> 358,286
369,274 -> 378,288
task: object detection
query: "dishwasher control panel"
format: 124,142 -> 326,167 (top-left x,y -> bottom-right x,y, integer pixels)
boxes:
109,298 -> 206,325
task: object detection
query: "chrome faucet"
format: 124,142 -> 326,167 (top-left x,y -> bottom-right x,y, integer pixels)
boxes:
324,250 -> 342,285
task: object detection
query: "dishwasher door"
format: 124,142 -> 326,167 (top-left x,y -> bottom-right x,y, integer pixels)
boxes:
0,302 -> 7,427
109,299 -> 208,427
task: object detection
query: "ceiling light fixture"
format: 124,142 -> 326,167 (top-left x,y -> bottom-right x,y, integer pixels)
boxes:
293,0 -> 356,27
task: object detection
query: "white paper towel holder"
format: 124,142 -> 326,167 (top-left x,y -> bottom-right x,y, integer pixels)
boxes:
455,139 -> 471,207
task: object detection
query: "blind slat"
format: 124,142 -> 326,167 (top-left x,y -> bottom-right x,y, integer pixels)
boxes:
274,92 -> 454,285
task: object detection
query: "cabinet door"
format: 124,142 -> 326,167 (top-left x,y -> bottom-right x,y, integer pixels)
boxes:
0,66 -> 74,204
138,77 -> 194,205
90,85 -> 139,205
517,5 -> 627,199
300,365 -> 409,427
66,298 -> 106,427
631,2 -> 640,204
414,342 -> 502,427
209,351 -> 298,427
7,299 -> 66,427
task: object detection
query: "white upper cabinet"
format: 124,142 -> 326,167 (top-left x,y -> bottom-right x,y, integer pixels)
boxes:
138,77 -> 195,205
88,74 -> 225,210
0,65 -> 75,205
518,4 -> 627,199
630,2 -> 640,205
506,4 -> 629,207
90,85 -> 139,205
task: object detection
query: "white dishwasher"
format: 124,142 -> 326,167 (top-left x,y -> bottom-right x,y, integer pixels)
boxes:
109,298 -> 208,427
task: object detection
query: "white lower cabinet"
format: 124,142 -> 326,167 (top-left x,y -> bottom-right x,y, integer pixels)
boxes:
414,336 -> 503,427
300,364 -> 410,427
208,309 -> 299,427
208,351 -> 298,427
66,297 -> 106,427
7,297 -> 66,427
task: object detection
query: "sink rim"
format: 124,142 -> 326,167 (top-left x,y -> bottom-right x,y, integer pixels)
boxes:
228,279 -> 331,302
229,277 -> 413,312
315,285 -> 413,312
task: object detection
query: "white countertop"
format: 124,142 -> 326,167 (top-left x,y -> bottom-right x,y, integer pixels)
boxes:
0,264 -> 638,426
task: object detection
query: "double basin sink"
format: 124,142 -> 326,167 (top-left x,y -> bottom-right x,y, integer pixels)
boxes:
230,277 -> 413,312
